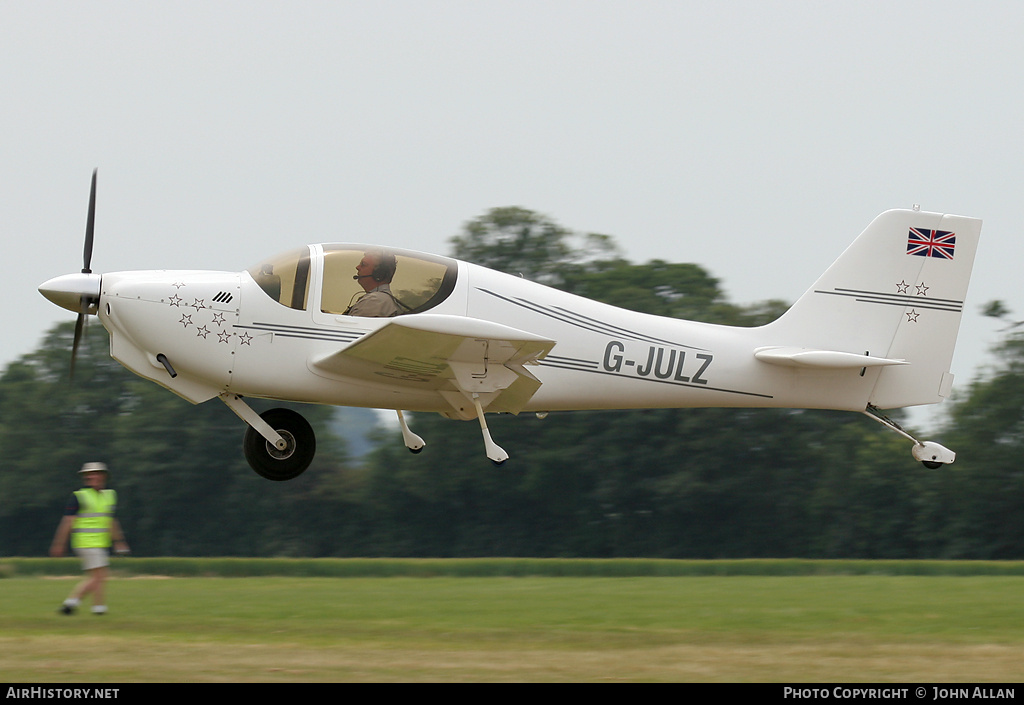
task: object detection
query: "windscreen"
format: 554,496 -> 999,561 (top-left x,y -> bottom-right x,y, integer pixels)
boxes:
247,247 -> 311,310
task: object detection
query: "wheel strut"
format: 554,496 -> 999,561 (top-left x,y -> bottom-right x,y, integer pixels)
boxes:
220,393 -> 287,450
471,394 -> 509,465
396,410 -> 425,453
862,405 -> 956,467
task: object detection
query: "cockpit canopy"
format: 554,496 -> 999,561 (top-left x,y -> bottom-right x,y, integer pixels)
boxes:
248,245 -> 458,316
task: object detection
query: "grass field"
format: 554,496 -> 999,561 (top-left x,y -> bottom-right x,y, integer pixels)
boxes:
2,562 -> 1023,682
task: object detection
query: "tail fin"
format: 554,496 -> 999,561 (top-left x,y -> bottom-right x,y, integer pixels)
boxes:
765,209 -> 982,409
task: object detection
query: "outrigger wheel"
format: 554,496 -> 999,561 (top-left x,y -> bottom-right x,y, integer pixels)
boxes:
243,408 -> 316,481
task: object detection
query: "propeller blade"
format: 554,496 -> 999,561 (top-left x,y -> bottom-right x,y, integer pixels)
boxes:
83,169 -> 96,274
70,311 -> 86,381
71,168 -> 98,380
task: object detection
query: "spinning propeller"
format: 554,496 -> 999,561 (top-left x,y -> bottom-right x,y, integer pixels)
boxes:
38,169 -> 103,379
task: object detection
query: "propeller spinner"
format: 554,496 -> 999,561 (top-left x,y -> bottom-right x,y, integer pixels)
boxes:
38,169 -> 103,379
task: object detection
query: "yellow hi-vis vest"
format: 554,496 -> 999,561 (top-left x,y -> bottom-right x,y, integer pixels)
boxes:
71,489 -> 117,549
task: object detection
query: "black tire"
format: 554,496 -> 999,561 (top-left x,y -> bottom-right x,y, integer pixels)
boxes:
243,408 -> 316,481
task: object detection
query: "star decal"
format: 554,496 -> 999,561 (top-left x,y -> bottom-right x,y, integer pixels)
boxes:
237,332 -> 253,345
179,314 -> 193,328
190,298 -> 206,311
172,282 -> 185,289
168,294 -> 183,307
906,309 -> 920,323
218,331 -> 233,344
196,325 -> 211,339
916,282 -> 929,296
896,280 -> 910,294
212,312 -> 226,327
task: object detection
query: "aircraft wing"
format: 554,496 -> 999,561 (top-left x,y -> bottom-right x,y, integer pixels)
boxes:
309,314 -> 556,414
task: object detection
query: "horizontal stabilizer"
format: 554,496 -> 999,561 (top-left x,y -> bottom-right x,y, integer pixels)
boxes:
754,346 -> 907,369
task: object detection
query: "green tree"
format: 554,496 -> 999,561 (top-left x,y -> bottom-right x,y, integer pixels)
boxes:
0,324 -> 124,555
8,205 -> 993,559
450,207 -> 618,286
928,330 -> 1024,557
359,207 -> 922,558
0,322 -> 350,557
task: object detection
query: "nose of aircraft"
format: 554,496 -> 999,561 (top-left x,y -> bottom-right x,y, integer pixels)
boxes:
39,272 -> 102,314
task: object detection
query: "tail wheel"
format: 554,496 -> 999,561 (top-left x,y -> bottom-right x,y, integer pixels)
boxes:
243,408 -> 316,481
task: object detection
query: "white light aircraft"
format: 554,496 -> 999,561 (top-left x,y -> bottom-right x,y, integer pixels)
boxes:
40,172 -> 982,480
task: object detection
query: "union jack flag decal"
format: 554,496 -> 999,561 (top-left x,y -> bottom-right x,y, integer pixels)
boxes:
907,228 -> 955,259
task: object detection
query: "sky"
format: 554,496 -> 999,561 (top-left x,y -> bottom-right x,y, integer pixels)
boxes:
3,1 -> 1022,430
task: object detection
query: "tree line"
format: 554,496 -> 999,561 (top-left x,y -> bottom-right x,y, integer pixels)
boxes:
2,208 -> 1021,558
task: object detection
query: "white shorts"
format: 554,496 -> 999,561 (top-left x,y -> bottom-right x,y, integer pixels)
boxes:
73,547 -> 110,571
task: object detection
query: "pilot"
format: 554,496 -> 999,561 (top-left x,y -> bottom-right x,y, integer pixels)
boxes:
346,249 -> 405,317
50,462 -> 130,615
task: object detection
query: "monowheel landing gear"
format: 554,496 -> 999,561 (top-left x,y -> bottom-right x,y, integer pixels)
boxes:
221,394 -> 317,481
242,408 -> 316,481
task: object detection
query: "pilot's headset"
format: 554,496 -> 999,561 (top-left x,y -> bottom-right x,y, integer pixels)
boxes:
371,251 -> 397,282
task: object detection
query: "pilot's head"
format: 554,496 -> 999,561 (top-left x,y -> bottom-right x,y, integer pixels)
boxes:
355,249 -> 396,289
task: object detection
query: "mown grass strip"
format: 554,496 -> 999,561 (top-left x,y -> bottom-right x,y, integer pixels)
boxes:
2,575 -> 1023,682
4,556 -> 1024,578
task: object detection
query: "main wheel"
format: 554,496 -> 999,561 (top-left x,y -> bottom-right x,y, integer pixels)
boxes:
243,408 -> 316,481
